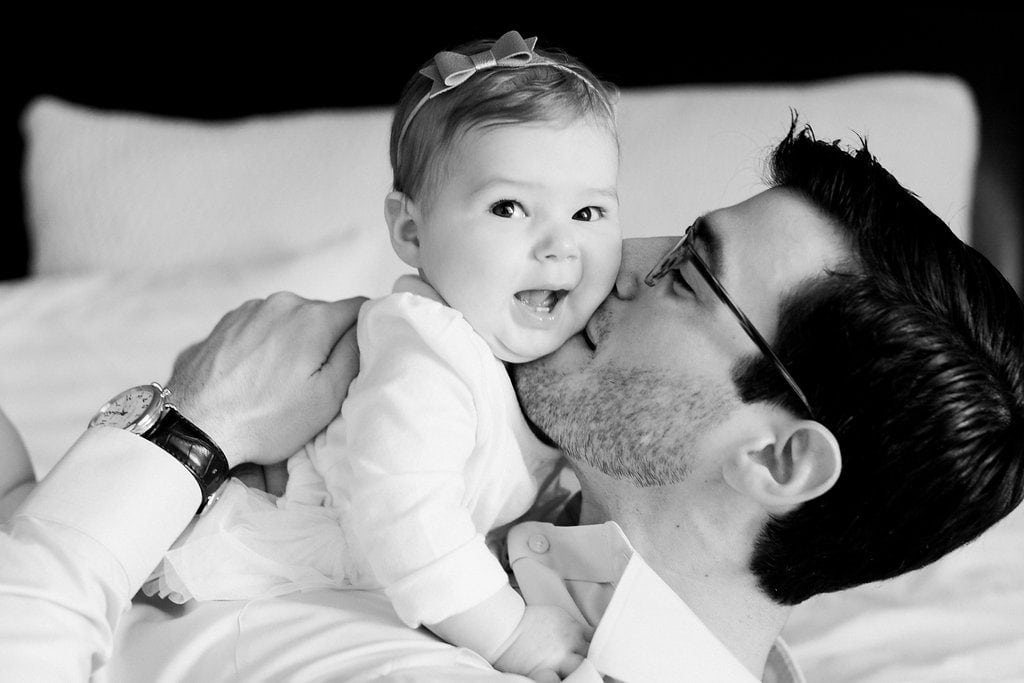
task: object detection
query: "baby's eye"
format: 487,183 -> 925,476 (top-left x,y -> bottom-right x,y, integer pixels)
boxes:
490,200 -> 526,219
572,206 -> 605,222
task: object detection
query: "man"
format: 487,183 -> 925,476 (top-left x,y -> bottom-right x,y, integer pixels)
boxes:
508,123 -> 1024,677
2,124 -> 1021,681
517,121 -> 1024,607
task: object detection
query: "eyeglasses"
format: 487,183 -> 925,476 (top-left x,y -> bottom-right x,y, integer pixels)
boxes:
644,222 -> 816,419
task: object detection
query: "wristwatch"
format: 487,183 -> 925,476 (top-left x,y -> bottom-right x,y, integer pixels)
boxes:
88,382 -> 229,514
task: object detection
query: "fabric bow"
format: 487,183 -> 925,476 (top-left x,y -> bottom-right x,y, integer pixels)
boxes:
420,30 -> 540,97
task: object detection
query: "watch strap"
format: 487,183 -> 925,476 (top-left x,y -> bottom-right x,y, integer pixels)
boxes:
146,407 -> 229,514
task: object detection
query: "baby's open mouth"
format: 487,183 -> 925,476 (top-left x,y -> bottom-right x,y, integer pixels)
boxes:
514,289 -> 568,314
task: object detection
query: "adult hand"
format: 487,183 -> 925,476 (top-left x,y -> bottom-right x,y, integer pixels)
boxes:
167,293 -> 365,469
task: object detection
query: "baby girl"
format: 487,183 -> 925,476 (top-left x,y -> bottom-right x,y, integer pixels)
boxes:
146,30 -> 621,681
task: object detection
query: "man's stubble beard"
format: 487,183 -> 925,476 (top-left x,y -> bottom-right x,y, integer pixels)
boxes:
513,358 -> 734,488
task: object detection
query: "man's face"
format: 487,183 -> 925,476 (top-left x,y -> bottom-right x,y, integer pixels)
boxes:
514,188 -> 849,486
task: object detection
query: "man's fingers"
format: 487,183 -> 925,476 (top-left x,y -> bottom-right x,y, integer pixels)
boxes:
529,651 -> 586,681
320,326 -> 361,398
557,653 -> 585,677
309,297 -> 366,356
311,299 -> 365,405
529,668 -> 561,683
326,297 -> 367,331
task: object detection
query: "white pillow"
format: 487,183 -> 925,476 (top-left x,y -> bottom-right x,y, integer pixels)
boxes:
22,75 -> 977,277
23,97 -> 395,276
615,75 -> 978,244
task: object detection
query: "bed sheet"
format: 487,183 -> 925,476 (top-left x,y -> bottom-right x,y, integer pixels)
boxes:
2,251 -> 1022,682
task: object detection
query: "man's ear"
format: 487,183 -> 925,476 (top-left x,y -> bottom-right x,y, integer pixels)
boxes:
722,420 -> 841,511
385,191 -> 422,268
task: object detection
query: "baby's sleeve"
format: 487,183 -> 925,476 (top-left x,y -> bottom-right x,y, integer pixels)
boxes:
331,295 -> 512,628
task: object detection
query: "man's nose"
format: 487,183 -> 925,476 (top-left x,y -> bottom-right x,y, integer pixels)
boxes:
534,223 -> 580,262
613,237 -> 678,300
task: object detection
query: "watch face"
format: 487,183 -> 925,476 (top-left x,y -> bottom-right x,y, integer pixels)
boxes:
90,385 -> 162,432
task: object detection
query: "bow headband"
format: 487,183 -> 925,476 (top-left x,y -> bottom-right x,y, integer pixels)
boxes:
395,30 -> 596,168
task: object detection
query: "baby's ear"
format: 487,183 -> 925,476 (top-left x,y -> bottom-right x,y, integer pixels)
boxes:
385,191 -> 422,268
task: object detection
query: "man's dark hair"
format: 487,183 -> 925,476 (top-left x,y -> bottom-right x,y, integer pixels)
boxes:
735,119 -> 1024,605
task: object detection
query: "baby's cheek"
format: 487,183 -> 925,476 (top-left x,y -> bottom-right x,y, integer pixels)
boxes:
569,285 -> 609,332
592,235 -> 623,277
591,249 -> 622,298
572,240 -> 621,320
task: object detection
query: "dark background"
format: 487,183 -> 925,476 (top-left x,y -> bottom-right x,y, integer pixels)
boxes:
6,10 -> 1021,294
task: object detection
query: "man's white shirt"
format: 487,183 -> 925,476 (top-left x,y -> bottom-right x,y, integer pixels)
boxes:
0,428 -> 803,682
508,522 -> 803,682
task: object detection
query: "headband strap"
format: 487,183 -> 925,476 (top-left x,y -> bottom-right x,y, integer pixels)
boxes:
395,30 -> 601,169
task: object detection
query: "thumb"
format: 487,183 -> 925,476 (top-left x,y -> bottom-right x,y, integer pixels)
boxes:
318,324 -> 361,406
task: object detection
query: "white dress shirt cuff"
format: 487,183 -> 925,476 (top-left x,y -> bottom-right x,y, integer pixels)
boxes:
17,426 -> 201,592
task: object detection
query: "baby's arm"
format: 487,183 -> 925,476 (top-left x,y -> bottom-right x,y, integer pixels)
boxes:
334,296 -> 592,678
0,406 -> 35,522
331,297 -> 539,645
428,586 -> 592,681
424,583 -> 524,662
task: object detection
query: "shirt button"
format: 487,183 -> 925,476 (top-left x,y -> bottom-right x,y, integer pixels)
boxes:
528,534 -> 550,554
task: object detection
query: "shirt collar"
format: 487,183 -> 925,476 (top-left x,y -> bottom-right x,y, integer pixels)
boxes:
508,520 -> 804,683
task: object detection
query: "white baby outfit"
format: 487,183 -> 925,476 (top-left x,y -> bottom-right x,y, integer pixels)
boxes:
144,275 -> 562,628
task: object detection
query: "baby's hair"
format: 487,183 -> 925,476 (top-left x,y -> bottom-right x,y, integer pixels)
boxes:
389,34 -> 619,208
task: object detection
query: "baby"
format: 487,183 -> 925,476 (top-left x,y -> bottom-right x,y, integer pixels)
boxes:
145,30 -> 621,681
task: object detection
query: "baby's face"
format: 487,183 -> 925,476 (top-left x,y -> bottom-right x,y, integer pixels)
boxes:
415,120 -> 622,363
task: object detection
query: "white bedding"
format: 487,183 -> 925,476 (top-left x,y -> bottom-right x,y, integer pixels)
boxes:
4,76 -> 1022,681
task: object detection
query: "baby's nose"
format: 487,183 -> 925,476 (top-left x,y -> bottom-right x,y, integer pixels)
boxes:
534,225 -> 580,261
